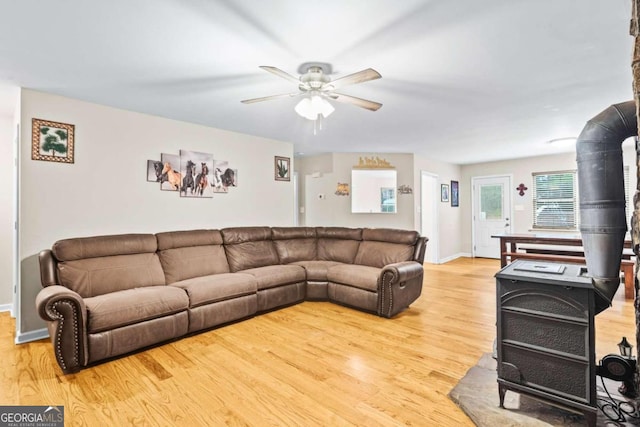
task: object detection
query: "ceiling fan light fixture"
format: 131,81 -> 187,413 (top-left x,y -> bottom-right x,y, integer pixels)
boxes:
295,96 -> 334,120
312,95 -> 334,118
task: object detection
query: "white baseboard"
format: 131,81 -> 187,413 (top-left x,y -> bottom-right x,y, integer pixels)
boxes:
438,252 -> 472,264
0,303 -> 11,313
15,328 -> 49,344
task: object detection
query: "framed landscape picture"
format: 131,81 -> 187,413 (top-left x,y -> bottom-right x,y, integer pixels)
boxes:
31,118 -> 75,163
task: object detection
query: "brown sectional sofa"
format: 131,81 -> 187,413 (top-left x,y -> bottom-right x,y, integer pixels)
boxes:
36,226 -> 427,374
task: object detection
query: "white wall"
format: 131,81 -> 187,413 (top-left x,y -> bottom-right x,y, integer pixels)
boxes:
298,152 -> 415,229
18,89 -> 295,338
295,152 -> 464,262
459,145 -> 638,254
0,115 -> 14,308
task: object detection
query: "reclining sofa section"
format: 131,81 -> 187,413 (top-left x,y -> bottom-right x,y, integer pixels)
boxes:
36,226 -> 427,374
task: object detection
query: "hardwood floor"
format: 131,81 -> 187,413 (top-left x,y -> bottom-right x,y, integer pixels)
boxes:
0,258 -> 635,426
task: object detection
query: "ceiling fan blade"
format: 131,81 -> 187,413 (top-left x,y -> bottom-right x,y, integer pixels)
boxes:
324,68 -> 381,90
328,92 -> 382,111
241,92 -> 300,104
259,66 -> 301,85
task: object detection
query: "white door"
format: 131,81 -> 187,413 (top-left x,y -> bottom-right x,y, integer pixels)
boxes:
472,176 -> 512,258
420,172 -> 438,263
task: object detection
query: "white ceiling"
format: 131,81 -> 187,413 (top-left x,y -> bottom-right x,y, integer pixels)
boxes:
0,0 -> 634,164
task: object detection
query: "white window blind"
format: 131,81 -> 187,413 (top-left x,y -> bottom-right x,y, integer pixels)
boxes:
532,171 -> 577,229
624,165 -> 630,228
532,167 -> 630,230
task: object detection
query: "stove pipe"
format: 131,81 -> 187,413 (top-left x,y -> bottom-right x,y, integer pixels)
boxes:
576,100 -> 637,313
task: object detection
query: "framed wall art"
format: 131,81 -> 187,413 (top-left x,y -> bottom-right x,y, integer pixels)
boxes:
31,118 -> 75,163
441,184 -> 449,202
275,156 -> 290,181
212,159 -> 237,193
180,150 -> 214,198
160,153 -> 181,191
147,160 -> 161,182
451,180 -> 459,207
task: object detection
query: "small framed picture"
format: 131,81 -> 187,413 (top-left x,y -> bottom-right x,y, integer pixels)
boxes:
441,184 -> 449,202
31,118 -> 75,163
451,180 -> 459,207
275,156 -> 290,181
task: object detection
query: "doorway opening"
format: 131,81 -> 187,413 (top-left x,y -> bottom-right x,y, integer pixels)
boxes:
420,171 -> 439,263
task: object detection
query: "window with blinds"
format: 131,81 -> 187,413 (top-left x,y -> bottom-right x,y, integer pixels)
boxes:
532,167 -> 630,230
532,171 -> 577,229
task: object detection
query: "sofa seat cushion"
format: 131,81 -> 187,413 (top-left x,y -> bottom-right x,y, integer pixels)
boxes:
85,286 -> 189,334
291,260 -> 343,281
170,273 -> 257,308
327,264 -> 381,292
240,265 -> 306,290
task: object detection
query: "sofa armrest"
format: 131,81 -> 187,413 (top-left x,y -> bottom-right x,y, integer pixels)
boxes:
35,286 -> 88,374
39,249 -> 59,287
377,261 -> 424,318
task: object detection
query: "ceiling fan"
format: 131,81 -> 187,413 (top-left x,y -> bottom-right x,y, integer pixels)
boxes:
240,64 -> 383,119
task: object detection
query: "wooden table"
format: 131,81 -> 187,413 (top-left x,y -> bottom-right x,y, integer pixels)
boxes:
492,232 -> 635,299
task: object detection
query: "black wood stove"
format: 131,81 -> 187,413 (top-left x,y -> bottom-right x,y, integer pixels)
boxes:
496,260 -> 598,426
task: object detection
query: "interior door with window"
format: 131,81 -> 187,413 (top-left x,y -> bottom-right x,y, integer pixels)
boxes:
473,176 -> 512,258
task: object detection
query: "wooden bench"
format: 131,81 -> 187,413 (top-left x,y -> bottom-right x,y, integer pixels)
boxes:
503,251 -> 635,300
492,233 -> 635,300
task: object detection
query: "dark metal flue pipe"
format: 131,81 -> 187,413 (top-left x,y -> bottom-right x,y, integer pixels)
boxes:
576,100 -> 637,313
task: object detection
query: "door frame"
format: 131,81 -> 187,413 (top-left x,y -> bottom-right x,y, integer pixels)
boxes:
12,123 -> 19,318
420,171 -> 439,263
471,174 -> 513,258
293,171 -> 299,226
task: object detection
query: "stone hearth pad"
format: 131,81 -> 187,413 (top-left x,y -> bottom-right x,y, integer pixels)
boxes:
449,353 -> 640,426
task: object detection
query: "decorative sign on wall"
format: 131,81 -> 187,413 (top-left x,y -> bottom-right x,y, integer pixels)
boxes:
31,118 -> 75,164
397,184 -> 413,195
335,183 -> 350,196
353,156 -> 394,169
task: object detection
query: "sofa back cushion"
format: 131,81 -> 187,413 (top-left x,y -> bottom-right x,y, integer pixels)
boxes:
272,227 -> 317,264
53,234 -> 165,298
354,228 -> 420,268
221,227 -> 280,272
316,227 -> 362,264
156,230 -> 230,284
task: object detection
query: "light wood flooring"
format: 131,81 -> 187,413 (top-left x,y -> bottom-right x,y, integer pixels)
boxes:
0,258 -> 635,426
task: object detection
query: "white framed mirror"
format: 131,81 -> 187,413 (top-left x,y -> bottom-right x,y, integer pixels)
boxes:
351,169 -> 397,213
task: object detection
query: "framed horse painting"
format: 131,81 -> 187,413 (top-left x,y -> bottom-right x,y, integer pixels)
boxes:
212,159 -> 237,193
179,150 -> 214,198
160,153 -> 181,191
31,118 -> 75,164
